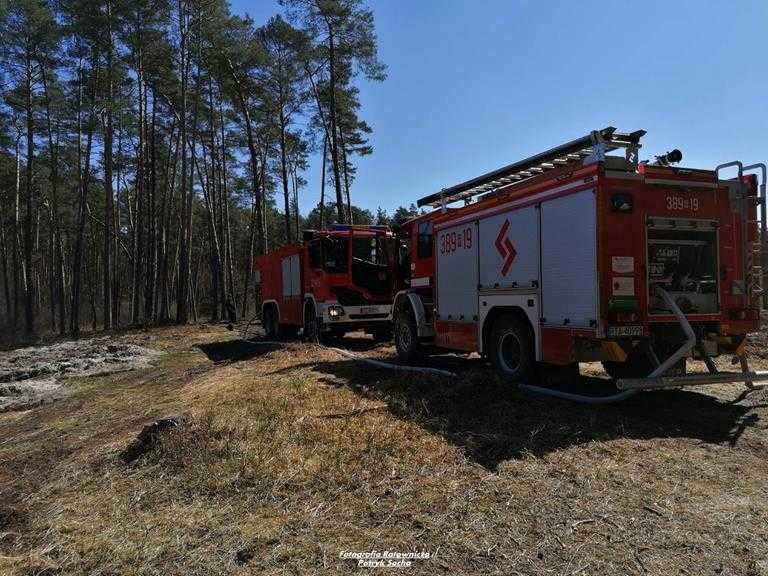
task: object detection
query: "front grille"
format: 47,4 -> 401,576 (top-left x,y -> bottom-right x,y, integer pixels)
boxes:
331,287 -> 371,306
347,313 -> 389,320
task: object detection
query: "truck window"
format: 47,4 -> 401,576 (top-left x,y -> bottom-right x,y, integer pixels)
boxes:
307,240 -> 322,269
417,221 -> 433,258
322,237 -> 348,274
352,236 -> 388,266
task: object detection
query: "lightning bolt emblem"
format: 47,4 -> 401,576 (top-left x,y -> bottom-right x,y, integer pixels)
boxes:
494,219 -> 517,276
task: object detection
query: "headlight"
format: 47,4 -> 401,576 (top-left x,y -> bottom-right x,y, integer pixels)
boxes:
328,305 -> 345,319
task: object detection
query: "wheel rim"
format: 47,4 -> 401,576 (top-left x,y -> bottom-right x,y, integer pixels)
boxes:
498,331 -> 522,374
397,320 -> 412,351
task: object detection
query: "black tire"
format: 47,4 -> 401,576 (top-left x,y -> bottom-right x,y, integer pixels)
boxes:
371,327 -> 392,343
303,302 -> 320,343
602,346 -> 655,380
394,306 -> 422,362
263,305 -> 281,340
488,314 -> 535,383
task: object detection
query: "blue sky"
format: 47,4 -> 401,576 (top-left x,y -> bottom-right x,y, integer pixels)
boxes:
229,0 -> 768,216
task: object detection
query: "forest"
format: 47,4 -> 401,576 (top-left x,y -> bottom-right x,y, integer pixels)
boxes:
0,0 -> 418,342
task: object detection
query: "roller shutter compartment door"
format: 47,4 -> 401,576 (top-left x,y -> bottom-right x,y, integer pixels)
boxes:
540,189 -> 598,328
281,254 -> 301,298
436,223 -> 478,322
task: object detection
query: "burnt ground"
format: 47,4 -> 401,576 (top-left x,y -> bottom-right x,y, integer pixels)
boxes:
0,323 -> 766,575
0,337 -> 161,412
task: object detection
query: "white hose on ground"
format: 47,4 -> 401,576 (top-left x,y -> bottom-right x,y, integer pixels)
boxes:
237,338 -> 456,378
323,346 -> 456,378
517,383 -> 639,405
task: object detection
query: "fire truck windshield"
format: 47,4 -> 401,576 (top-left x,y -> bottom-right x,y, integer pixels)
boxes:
352,236 -> 389,266
321,237 -> 348,274
351,235 -> 392,296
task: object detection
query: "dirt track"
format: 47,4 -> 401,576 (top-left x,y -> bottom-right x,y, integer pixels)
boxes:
0,324 -> 766,575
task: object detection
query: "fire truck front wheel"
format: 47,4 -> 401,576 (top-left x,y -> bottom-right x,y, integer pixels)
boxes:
303,303 -> 320,343
489,314 -> 535,383
394,308 -> 422,362
263,305 -> 282,340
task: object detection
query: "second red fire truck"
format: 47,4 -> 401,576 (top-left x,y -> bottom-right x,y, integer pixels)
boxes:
392,127 -> 767,400
257,225 -> 396,342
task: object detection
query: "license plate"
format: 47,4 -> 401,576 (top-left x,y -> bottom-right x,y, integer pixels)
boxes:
360,306 -> 378,314
607,325 -> 644,337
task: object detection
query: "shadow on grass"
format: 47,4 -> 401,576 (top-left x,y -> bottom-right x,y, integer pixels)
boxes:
297,355 -> 764,470
196,339 -> 283,363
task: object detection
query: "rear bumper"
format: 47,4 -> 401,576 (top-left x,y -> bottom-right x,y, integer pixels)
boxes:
614,288 -> 764,393
617,370 -> 768,391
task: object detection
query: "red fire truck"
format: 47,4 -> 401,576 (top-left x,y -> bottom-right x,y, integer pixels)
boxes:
393,127 -> 767,401
257,225 -> 396,341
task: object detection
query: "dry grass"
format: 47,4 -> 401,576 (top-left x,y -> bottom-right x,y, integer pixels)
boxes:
1,324 -> 767,575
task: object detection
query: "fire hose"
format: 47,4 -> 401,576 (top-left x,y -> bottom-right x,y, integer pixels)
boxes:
238,316 -> 456,378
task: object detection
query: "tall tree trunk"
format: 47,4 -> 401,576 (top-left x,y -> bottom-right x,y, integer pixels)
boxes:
183,31 -> 203,322
305,63 -> 331,227
103,0 -> 115,330
218,87 -> 235,309
205,74 -> 224,320
320,134 -> 327,228
326,29 -> 345,224
86,215 -> 98,331
176,0 -> 190,324
132,36 -> 145,324
0,177 -> 11,325
23,47 -> 36,339
40,65 -> 66,335
224,56 -> 266,255
192,113 -> 224,322
292,164 -> 300,239
279,109 -> 292,243
159,121 -> 179,322
33,207 -> 41,315
0,212 -> 10,325
113,113 -> 122,326
241,183 -> 257,319
71,58 -> 97,335
12,129 -> 23,330
339,127 -> 353,223
144,90 -> 158,321
197,121 -> 220,321
48,204 -> 55,329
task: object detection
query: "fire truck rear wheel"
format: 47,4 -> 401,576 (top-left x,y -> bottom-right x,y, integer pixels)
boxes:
489,315 -> 534,383
394,309 -> 422,362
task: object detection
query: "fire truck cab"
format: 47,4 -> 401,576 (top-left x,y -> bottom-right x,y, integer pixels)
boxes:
393,127 -> 767,399
257,225 -> 395,342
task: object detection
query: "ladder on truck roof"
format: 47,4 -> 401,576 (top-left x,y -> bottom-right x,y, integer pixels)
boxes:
418,126 -> 646,208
